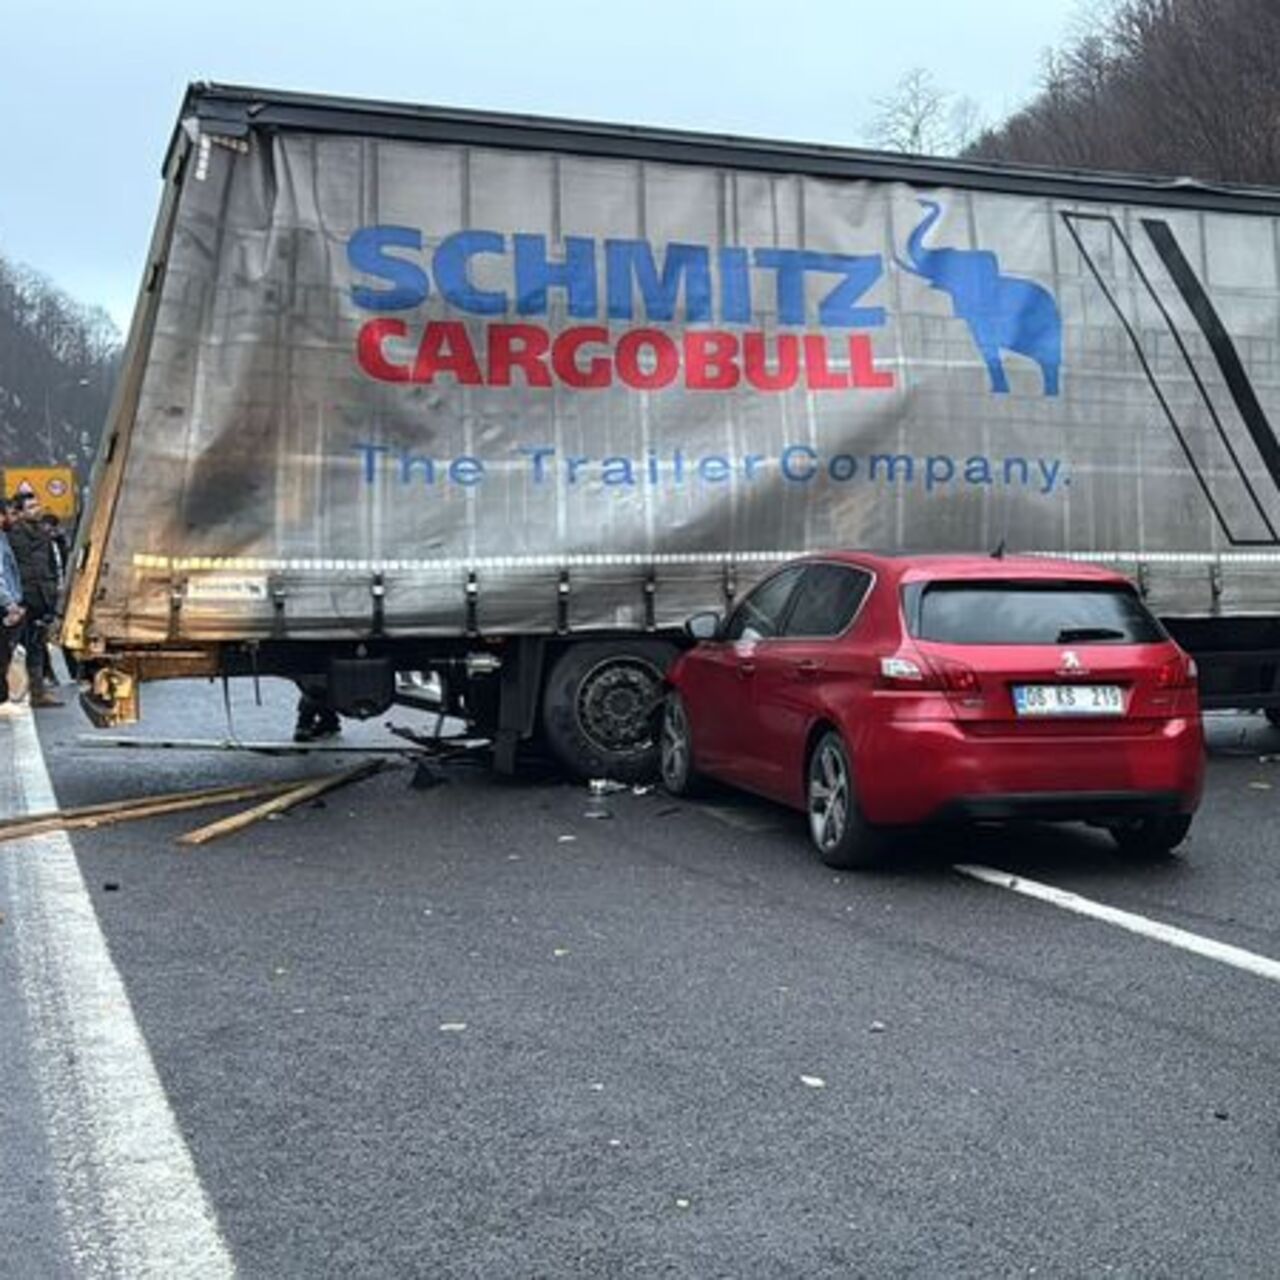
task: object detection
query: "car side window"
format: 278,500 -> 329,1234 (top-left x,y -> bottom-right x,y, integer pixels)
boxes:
782,564 -> 872,638
723,567 -> 804,642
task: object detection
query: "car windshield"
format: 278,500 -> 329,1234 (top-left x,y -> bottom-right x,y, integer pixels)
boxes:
904,580 -> 1165,645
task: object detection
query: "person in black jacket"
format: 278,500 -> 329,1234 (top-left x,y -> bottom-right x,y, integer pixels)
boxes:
0,500 -> 28,715
8,495 -> 63,707
39,512 -> 72,683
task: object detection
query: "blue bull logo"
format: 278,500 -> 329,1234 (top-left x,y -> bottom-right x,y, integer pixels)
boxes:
897,199 -> 1062,397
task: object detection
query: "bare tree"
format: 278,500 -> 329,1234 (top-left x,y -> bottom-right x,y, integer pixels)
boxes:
870,69 -> 953,155
949,96 -> 987,154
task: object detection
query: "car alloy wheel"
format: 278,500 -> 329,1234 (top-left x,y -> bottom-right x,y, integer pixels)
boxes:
660,691 -> 694,794
806,731 -> 884,869
809,736 -> 850,853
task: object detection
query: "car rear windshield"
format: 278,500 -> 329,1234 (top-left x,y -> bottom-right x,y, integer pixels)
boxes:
904,581 -> 1166,645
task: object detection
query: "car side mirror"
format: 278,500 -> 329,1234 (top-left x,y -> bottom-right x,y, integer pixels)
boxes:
685,611 -> 722,641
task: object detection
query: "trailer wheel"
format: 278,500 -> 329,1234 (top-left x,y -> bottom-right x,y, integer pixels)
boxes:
541,640 -> 678,782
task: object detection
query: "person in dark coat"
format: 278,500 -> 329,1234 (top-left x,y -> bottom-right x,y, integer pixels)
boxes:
39,512 -> 71,683
0,500 -> 28,716
8,495 -> 63,707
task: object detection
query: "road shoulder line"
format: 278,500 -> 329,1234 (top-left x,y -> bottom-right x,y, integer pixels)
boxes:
0,710 -> 234,1277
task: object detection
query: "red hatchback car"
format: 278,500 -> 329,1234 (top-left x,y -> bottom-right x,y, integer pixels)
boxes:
660,553 -> 1204,868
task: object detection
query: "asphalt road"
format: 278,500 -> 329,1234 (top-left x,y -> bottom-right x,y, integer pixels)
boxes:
4,678 -> 1280,1277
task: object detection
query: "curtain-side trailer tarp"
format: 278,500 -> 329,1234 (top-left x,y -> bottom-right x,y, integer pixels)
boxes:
68,86 -> 1280,647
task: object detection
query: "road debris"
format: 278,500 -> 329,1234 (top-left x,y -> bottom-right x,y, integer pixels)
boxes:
0,778 -> 306,845
553,947 -> 571,957
589,779 -> 627,795
75,733 -> 425,757
869,1020 -> 887,1034
177,761 -> 386,846
410,760 -> 448,789
800,1075 -> 827,1089
388,724 -> 494,766
439,1022 -> 468,1032
586,788 -> 614,819
557,834 -> 577,844
584,781 -> 615,819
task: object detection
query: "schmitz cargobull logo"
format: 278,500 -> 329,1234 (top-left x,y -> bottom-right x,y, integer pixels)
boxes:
344,200 -> 1063,399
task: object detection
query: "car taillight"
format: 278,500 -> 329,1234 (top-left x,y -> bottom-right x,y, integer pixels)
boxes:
879,653 -> 980,694
1155,653 -> 1197,689
879,655 -> 930,687
933,658 -> 981,694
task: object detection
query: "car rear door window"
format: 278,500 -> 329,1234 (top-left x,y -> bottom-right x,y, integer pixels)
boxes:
723,567 -> 804,641
906,582 -> 1165,644
783,564 -> 872,638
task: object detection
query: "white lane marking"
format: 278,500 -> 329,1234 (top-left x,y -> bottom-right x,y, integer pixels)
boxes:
1,710 -> 234,1277
955,863 -> 1280,985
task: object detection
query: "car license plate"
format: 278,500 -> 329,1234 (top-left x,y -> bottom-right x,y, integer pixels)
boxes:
1013,684 -> 1125,716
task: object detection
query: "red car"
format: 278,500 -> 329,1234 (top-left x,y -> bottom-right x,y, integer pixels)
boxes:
660,553 -> 1204,868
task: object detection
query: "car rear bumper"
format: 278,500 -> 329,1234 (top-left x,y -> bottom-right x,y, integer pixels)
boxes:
932,790 -> 1184,824
855,716 -> 1204,826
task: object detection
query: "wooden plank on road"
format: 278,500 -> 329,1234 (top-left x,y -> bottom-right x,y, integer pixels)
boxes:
177,761 -> 386,847
0,780 -> 304,844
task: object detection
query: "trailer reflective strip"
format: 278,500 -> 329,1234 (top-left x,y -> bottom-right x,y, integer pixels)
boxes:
955,864 -> 1280,985
1026,550 -> 1280,564
132,550 -> 1280,574
1,712 -> 235,1276
133,550 -> 813,572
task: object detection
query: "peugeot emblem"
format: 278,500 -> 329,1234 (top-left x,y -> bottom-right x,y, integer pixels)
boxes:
1061,650 -> 1082,671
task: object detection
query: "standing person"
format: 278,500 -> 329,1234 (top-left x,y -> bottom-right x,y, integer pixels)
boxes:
0,500 -> 27,718
39,511 -> 71,684
8,495 -> 63,708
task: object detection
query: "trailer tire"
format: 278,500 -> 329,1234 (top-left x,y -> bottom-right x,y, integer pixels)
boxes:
542,640 -> 678,782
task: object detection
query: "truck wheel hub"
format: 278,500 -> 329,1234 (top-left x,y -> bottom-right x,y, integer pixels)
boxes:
576,658 -> 662,755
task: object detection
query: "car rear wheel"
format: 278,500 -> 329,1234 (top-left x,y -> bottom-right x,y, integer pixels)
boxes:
807,731 -> 884,869
1265,708 -> 1280,730
659,690 -> 701,796
1110,813 -> 1193,857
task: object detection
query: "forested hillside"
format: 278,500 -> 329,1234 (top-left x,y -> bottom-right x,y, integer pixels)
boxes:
0,252 -> 120,472
967,0 -> 1280,185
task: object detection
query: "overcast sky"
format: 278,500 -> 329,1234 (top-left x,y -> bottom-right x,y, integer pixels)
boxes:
1,0 -> 1083,331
